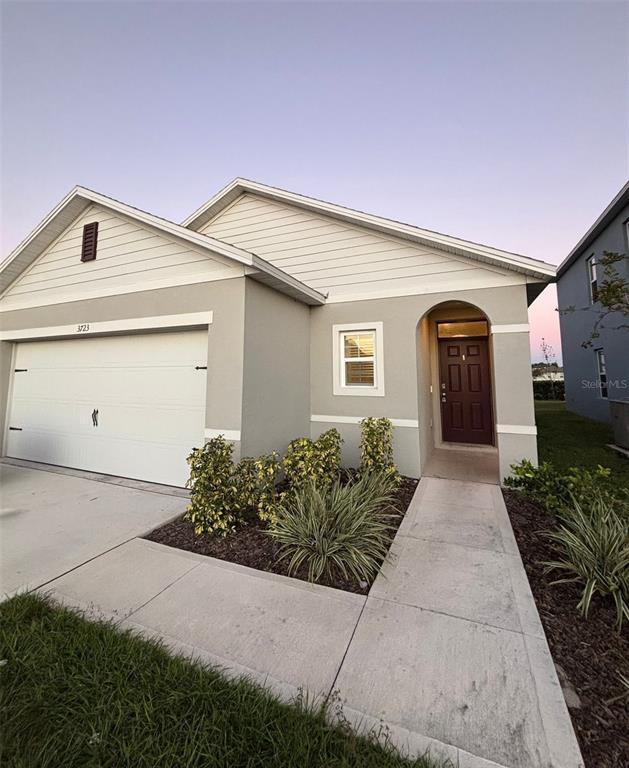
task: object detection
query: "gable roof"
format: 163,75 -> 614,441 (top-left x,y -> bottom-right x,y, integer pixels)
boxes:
0,186 -> 326,306
556,180 -> 629,278
184,178 -> 556,282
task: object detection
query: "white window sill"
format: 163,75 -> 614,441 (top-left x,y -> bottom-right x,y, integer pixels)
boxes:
333,385 -> 386,397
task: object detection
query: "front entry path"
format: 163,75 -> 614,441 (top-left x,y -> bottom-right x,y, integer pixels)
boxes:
38,475 -> 582,768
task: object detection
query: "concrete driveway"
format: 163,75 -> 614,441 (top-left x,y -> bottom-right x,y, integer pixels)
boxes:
0,462 -> 187,598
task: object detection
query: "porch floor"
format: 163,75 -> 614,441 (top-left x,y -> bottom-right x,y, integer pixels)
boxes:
423,447 -> 500,485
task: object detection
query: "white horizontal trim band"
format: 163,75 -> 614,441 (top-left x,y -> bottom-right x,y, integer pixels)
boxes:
204,428 -> 241,441
323,277 -> 526,304
311,414 -> 419,428
491,324 -> 530,334
496,424 -> 537,435
0,311 -> 213,341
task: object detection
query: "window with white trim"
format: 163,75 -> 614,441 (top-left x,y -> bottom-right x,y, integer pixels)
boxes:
595,349 -> 608,398
332,322 -> 385,396
342,331 -> 375,386
587,254 -> 598,303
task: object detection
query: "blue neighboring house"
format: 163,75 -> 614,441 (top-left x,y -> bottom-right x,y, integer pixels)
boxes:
557,181 -> 629,423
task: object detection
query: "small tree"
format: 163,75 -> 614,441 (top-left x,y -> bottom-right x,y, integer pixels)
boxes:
539,337 -> 558,400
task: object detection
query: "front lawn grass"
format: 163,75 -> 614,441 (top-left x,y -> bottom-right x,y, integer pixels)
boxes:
0,593 -> 437,768
535,401 -> 629,485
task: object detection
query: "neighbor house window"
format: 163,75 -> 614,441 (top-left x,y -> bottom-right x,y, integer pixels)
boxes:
587,254 -> 598,303
596,349 -> 608,398
81,222 -> 99,262
332,322 -> 385,396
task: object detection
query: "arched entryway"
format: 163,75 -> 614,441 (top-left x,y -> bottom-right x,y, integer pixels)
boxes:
416,301 -> 499,483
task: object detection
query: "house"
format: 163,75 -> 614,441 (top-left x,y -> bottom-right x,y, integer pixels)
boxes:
0,179 -> 555,486
531,363 -> 564,382
557,181 -> 629,423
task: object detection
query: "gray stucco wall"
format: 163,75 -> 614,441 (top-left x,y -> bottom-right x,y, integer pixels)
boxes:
240,279 -> 310,457
0,274 -> 542,484
557,203 -> 629,422
0,278 -> 247,457
310,284 -> 538,480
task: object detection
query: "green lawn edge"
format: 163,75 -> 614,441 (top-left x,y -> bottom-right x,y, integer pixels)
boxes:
535,401 -> 629,485
0,592 -> 443,768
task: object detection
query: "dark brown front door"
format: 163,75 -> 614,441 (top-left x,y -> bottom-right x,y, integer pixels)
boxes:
439,337 -> 493,445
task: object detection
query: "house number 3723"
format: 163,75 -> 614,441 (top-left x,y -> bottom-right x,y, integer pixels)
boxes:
76,323 -> 90,333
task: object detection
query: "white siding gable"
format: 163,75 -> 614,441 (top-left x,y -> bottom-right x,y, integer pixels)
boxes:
0,204 -> 243,312
200,194 -> 525,301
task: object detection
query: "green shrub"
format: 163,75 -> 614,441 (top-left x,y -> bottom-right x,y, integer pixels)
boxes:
543,493 -> 629,628
236,453 -> 282,524
315,428 -> 344,480
267,472 -> 398,584
359,417 -> 399,483
186,439 -> 282,535
185,436 -> 240,536
533,380 -> 565,401
504,459 -> 625,515
281,429 -> 342,493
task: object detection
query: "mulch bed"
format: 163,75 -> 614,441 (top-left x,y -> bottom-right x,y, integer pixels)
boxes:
503,489 -> 629,768
144,476 -> 418,595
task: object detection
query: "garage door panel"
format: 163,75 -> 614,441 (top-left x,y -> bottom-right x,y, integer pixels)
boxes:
94,405 -> 206,443
9,400 -> 206,444
7,331 -> 208,487
7,429 -> 199,486
14,368 -> 206,407
15,333 -> 207,367
8,400 -> 92,438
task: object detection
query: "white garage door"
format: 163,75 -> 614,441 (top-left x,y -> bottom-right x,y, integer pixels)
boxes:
6,330 -> 208,487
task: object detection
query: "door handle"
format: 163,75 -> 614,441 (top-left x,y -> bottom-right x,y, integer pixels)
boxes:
92,408 -> 99,427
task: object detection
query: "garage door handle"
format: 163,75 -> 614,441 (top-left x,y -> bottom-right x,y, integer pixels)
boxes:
92,409 -> 99,427
195,365 -> 207,370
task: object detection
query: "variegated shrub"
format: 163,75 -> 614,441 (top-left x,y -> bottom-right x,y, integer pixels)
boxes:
185,436 -> 240,537
185,438 -> 281,535
358,417 -> 400,483
281,429 -> 343,494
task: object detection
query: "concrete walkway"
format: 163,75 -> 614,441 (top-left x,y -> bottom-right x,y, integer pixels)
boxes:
423,447 -> 500,485
42,477 -> 583,768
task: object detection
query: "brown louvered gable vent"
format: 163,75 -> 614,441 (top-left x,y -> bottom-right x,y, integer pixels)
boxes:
81,222 -> 99,262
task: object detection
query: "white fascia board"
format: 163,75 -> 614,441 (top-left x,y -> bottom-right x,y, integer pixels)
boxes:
1,186 -> 323,308
0,187 -> 88,288
183,178 -> 557,280
249,254 -> 327,305
72,187 -> 253,267
182,178 -> 242,228
0,187 -> 254,298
